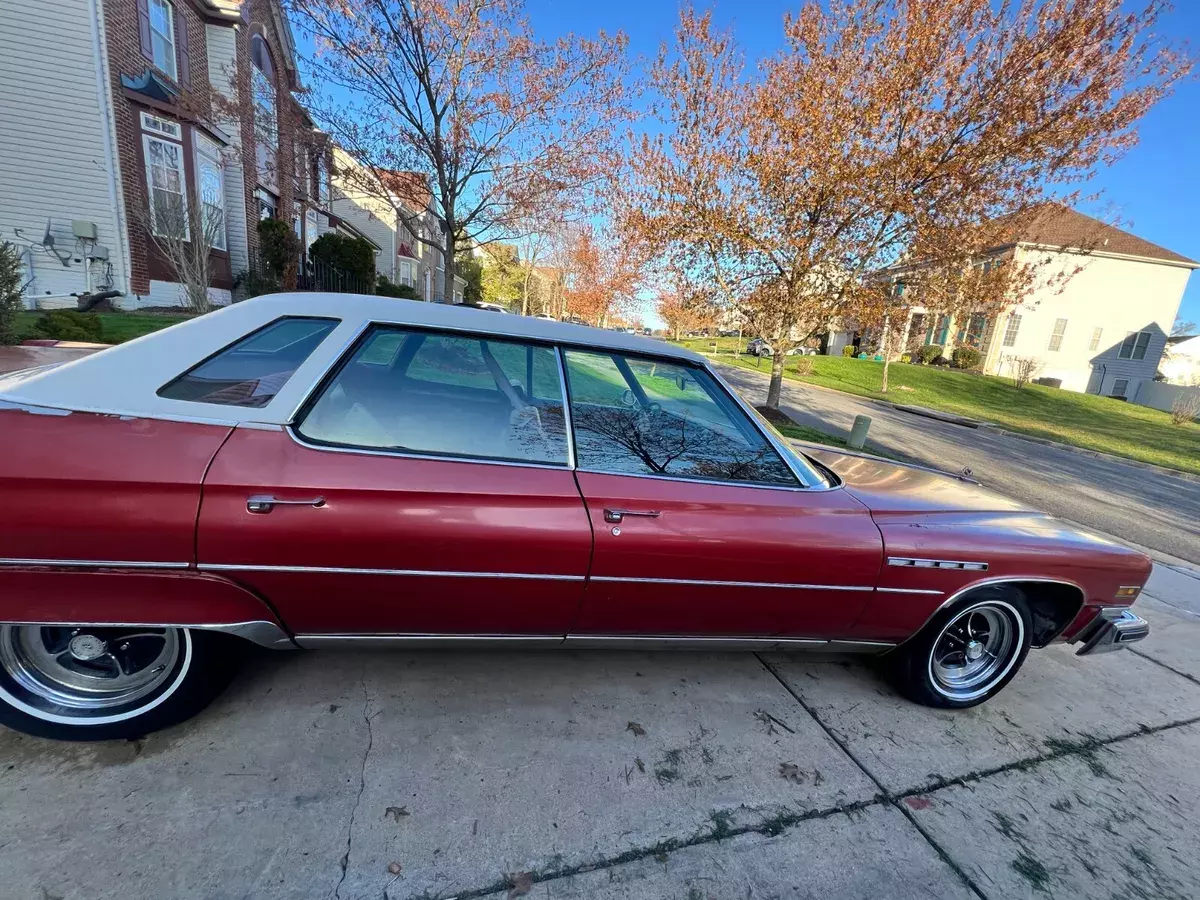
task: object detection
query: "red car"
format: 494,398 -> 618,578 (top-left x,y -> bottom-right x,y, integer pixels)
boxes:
0,295 -> 1150,741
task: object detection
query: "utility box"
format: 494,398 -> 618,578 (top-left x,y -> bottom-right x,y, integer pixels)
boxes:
71,220 -> 98,241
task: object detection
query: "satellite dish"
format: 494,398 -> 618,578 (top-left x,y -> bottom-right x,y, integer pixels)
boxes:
42,219 -> 54,249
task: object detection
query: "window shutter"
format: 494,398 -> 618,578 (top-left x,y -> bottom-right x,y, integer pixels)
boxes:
137,0 -> 154,62
175,9 -> 191,87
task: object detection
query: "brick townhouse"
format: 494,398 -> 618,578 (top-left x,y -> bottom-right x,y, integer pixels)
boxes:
0,0 -> 349,309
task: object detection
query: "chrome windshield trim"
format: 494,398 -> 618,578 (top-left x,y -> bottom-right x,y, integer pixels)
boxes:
284,427 -> 573,471
199,563 -> 584,580
589,575 -> 873,592
0,557 -> 190,570
553,345 -> 577,470
876,587 -> 945,595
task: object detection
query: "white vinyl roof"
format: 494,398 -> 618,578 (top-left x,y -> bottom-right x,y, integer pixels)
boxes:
0,293 -> 702,425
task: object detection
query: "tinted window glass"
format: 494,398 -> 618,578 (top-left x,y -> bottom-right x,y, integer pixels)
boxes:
298,327 -> 569,465
159,317 -> 337,408
563,350 -> 797,486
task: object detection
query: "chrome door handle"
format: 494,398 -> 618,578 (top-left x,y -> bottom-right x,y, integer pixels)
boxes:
603,508 -> 662,524
247,494 -> 326,514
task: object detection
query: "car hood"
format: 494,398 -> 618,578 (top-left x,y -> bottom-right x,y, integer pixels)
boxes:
803,447 -> 1039,521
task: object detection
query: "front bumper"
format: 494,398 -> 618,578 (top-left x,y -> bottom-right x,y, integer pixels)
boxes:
1074,607 -> 1150,656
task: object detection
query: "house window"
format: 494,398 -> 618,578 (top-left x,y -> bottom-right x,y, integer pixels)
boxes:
251,36 -> 277,144
143,131 -> 188,239
195,134 -> 226,251
398,260 -> 415,287
140,112 -> 181,140
1002,314 -> 1021,348
305,209 -> 319,251
148,0 -> 177,80
316,155 -> 329,205
1111,378 -> 1129,398
1089,327 -> 1103,352
1047,318 -> 1068,352
894,281 -> 905,297
1118,331 -> 1151,360
256,187 -> 277,220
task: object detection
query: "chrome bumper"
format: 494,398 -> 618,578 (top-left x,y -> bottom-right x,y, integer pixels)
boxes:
1074,607 -> 1150,656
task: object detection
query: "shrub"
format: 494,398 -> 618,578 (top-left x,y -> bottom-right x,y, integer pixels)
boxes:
917,344 -> 943,364
257,218 -> 300,278
235,268 -> 281,299
1009,355 -> 1043,388
310,233 -> 377,286
791,356 -> 815,376
899,353 -> 912,363
841,344 -> 856,357
0,240 -> 24,345
931,355 -> 951,366
952,347 -> 982,369
1170,391 -> 1200,425
376,275 -> 420,299
34,310 -> 103,342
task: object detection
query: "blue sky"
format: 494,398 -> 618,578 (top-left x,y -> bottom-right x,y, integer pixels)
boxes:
522,0 -> 1200,329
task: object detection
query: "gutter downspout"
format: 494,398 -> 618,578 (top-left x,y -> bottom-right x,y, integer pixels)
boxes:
89,0 -> 131,305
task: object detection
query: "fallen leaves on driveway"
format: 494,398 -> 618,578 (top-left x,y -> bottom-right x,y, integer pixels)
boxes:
507,871 -> 534,898
385,806 -> 410,822
387,862 -> 403,875
626,721 -> 646,736
779,762 -> 806,784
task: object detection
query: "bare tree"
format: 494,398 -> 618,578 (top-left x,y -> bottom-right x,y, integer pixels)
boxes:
1007,356 -> 1044,389
290,0 -> 634,304
133,189 -> 226,314
1169,390 -> 1200,426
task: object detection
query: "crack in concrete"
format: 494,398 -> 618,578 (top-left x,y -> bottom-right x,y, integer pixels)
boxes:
389,666 -> 1200,900
332,673 -> 374,900
1129,647 -> 1200,687
755,654 -> 990,900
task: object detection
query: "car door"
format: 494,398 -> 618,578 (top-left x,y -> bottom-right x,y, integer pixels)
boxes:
561,349 -> 883,639
197,325 -> 592,638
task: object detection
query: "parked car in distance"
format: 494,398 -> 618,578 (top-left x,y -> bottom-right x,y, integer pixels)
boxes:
746,339 -> 816,357
534,314 -> 558,321
460,301 -> 509,313
0,293 -> 1150,740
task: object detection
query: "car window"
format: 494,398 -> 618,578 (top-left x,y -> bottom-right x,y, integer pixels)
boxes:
297,326 -> 569,466
158,317 -> 338,408
562,349 -> 798,486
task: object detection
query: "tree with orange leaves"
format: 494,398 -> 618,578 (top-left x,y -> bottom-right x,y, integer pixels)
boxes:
291,0 -> 633,305
558,226 -> 642,327
626,0 -> 1189,408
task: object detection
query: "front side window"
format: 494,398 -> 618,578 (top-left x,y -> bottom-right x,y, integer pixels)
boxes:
1119,331 -> 1151,360
563,350 -> 797,486
159,317 -> 338,407
148,0 -> 177,79
299,328 -> 569,465
195,135 -> 226,250
1002,314 -> 1021,348
143,132 -> 188,238
1047,318 -> 1068,352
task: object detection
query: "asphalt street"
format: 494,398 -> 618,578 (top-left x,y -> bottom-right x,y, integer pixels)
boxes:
718,360 -> 1200,566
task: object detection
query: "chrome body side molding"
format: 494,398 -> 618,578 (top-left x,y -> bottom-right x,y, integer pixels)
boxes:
588,576 -> 874,592
875,587 -> 944,596
0,620 -> 296,649
0,557 -> 190,570
293,633 -> 897,653
904,575 -> 1087,646
199,563 -> 585,581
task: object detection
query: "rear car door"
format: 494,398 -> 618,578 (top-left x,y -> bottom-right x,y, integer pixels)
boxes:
561,349 -> 883,639
197,325 -> 592,638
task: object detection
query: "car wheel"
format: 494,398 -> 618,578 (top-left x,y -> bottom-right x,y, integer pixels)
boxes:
0,625 -> 240,741
887,589 -> 1032,709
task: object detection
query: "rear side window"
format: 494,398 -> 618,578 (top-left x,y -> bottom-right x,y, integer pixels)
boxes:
158,317 -> 338,408
297,326 -> 570,465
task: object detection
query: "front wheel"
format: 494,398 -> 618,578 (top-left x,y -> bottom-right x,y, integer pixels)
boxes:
0,625 -> 240,741
887,589 -> 1032,708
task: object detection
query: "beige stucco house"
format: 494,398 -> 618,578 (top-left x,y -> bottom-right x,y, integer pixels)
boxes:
861,207 -> 1198,399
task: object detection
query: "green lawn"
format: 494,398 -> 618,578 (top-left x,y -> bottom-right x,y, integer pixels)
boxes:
16,311 -> 193,344
691,350 -> 1200,476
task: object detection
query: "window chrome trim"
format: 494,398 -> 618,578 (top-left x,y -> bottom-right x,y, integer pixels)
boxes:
574,466 -> 812,493
589,575 -> 873,592
199,563 -> 584,580
281,318 -> 374,424
0,557 -> 189,570
553,345 -> 577,470
284,426 -> 574,472
703,364 -> 829,489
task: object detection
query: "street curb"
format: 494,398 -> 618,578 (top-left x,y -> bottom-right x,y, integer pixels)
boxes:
711,356 -> 1200,485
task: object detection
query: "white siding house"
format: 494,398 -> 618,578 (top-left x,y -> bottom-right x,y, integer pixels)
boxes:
0,0 -> 131,307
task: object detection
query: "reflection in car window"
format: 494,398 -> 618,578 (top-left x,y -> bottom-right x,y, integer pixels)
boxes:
298,326 -> 569,465
158,317 -> 338,408
563,350 -> 798,486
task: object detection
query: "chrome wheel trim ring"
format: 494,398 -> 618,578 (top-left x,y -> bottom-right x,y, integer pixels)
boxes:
0,626 -> 192,726
927,600 -> 1024,702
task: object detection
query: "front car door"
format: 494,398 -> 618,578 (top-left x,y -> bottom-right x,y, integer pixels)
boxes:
561,349 -> 884,640
197,324 -> 592,639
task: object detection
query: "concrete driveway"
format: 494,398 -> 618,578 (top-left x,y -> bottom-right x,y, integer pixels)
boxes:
717,361 -> 1200,565
4,347 -> 1200,900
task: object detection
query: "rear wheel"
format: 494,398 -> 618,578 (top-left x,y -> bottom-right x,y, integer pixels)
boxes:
888,589 -> 1032,708
0,625 -> 240,741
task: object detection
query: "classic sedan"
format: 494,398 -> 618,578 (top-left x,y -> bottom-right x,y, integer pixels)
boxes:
0,294 -> 1150,741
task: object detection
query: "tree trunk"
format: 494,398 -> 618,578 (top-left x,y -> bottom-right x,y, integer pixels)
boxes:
443,232 -> 457,303
766,352 -> 786,409
881,354 -> 891,393
879,311 -> 892,394
521,267 -> 533,316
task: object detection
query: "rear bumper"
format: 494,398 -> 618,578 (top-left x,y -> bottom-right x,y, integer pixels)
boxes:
1074,607 -> 1150,656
